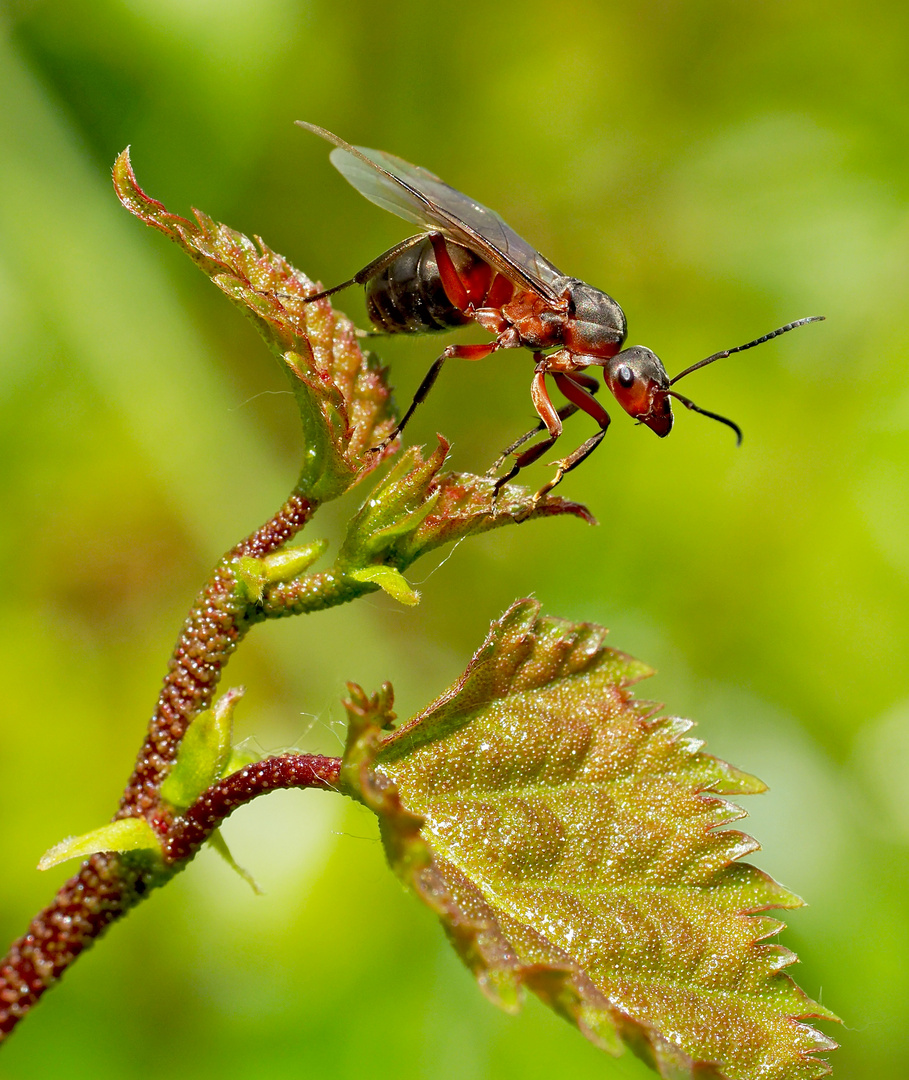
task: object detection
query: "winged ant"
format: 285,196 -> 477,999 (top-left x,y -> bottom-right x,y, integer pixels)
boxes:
297,122 -> 823,499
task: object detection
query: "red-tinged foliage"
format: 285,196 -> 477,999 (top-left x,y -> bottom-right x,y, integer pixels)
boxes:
113,148 -> 396,494
337,436 -> 594,574
0,149 -> 837,1080
342,601 -> 839,1080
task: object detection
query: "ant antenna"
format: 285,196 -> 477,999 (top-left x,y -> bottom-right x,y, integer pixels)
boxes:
665,315 -> 825,444
667,391 -> 743,445
669,316 -> 825,387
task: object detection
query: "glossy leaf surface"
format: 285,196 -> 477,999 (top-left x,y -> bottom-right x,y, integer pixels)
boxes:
345,601 -> 838,1080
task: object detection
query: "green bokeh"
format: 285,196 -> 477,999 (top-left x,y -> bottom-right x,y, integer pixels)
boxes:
1,1 -> 906,1076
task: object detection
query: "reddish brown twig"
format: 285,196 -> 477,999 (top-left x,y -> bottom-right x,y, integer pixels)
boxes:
163,753 -> 342,862
0,493 -> 318,1040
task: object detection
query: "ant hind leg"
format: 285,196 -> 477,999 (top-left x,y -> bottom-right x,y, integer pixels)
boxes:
371,340 -> 499,453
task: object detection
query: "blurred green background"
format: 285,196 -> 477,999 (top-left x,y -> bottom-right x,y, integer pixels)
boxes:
1,1 -> 906,1076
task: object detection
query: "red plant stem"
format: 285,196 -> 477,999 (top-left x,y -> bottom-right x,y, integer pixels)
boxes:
0,853 -> 149,1039
0,492 -> 323,1041
119,491 -> 316,818
163,754 -> 342,862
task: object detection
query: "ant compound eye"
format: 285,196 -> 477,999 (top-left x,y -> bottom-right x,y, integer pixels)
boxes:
616,364 -> 635,389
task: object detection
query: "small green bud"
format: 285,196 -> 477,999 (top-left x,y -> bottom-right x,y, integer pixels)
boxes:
161,687 -> 244,811
39,817 -> 162,870
348,565 -> 420,606
235,540 -> 328,603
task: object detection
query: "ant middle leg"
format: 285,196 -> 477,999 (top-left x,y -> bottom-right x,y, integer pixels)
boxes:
489,371 -> 601,475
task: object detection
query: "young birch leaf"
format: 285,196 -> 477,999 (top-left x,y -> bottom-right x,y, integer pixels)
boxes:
343,601 -> 838,1080
112,149 -> 396,496
160,687 -> 244,812
336,438 -> 595,583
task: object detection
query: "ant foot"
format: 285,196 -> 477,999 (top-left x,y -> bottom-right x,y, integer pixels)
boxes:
532,466 -> 566,504
486,450 -> 510,477
367,428 -> 402,455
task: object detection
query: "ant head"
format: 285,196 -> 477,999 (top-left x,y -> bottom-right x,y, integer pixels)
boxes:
599,316 -> 825,443
603,346 -> 674,437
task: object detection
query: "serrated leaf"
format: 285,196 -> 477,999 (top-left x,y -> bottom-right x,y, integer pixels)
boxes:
397,471 -> 597,560
38,818 -> 162,870
113,149 -> 396,495
345,601 -> 837,1080
336,438 -> 596,584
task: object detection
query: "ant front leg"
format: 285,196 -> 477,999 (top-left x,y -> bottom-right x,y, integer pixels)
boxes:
533,373 -> 611,501
492,365 -> 564,496
371,340 -> 499,453
488,371 -> 600,474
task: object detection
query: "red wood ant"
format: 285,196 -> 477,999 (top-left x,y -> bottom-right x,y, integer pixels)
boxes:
297,122 -> 823,498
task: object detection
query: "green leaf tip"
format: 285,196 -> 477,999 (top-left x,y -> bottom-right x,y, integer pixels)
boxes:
348,565 -> 420,605
208,828 -> 262,894
161,686 -> 244,811
39,817 -> 162,870
344,601 -> 837,1080
235,540 -> 328,603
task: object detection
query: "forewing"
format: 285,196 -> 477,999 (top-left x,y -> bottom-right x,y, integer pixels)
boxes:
297,122 -> 564,303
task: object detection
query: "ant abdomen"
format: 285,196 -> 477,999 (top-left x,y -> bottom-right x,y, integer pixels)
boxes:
365,238 -> 490,334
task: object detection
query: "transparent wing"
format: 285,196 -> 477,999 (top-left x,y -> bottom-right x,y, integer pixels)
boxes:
297,122 -> 564,303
